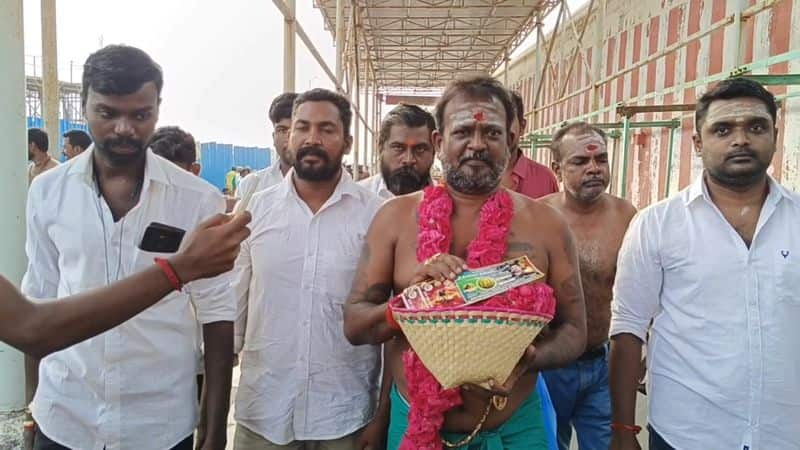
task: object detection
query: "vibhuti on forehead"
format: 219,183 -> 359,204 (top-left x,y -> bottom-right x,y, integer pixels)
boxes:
704,101 -> 773,126
573,132 -> 606,153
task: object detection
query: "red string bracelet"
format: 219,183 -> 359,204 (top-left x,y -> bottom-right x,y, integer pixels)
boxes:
154,258 -> 184,292
385,302 -> 401,330
610,423 -> 642,434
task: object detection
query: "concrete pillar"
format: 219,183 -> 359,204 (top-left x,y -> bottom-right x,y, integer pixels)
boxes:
283,0 -> 296,92
0,0 -> 30,447
726,0 -> 749,70
41,0 -> 59,158
334,0 -> 345,89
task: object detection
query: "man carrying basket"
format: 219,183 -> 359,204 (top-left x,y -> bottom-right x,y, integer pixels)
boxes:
344,76 -> 587,449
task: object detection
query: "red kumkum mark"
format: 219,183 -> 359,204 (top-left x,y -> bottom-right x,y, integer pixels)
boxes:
405,139 -> 417,148
473,110 -> 486,122
586,144 -> 599,151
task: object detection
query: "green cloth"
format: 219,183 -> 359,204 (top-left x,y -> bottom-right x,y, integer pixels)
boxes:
387,384 -> 548,450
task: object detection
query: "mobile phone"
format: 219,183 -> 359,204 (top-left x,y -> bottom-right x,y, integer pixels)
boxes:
139,222 -> 186,253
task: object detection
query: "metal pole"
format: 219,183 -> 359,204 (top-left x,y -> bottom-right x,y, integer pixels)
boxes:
726,0 -> 748,71
352,55 -> 360,180
334,0 -> 345,88
41,0 -> 59,158
665,126 -> 676,198
619,115 -> 632,198
0,0 -> 29,435
362,81 -> 368,173
503,52 -> 509,87
283,0 -> 296,92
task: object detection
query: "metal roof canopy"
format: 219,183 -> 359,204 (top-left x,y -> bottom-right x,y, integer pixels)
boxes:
315,0 -> 561,93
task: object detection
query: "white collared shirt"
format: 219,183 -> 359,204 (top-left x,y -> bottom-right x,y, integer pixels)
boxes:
610,174 -> 800,450
22,148 -> 235,450
232,169 -> 383,444
358,173 -> 394,200
235,162 -> 285,200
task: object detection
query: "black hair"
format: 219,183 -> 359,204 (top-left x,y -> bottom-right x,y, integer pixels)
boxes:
695,77 -> 777,130
63,129 -> 92,150
269,92 -> 299,124
81,44 -> 163,107
550,121 -> 607,161
509,90 -> 525,123
28,128 -> 48,152
148,126 -> 197,165
378,103 -> 436,150
293,88 -> 352,137
434,76 -> 515,133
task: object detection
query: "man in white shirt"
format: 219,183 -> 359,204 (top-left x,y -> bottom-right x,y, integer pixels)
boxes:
609,78 -> 800,450
28,128 -> 59,184
232,88 -> 383,450
235,92 -> 298,209
358,104 -> 435,200
23,44 -> 235,450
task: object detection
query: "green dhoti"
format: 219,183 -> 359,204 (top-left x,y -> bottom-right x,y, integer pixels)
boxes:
387,384 -> 548,450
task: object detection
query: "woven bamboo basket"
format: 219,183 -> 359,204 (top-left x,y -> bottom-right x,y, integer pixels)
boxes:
393,306 -> 552,389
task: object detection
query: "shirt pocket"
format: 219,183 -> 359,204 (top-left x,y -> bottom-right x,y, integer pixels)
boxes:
774,248 -> 800,305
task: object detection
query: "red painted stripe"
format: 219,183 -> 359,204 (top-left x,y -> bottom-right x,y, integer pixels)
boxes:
630,23 -> 642,98
617,30 -> 628,103
664,6 -> 683,88
708,0 -> 727,75
768,0 -> 793,180
684,0 -> 702,82
605,36 -> 616,108
678,88 -> 697,188
584,48 -> 592,114
646,16 -> 660,96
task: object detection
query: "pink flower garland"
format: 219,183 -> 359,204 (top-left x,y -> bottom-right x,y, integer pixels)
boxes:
400,185 -> 556,449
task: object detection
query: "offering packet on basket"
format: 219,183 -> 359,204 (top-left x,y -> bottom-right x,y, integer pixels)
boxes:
400,255 -> 545,309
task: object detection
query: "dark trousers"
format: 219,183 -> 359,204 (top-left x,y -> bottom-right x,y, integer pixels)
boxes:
648,425 -> 676,450
34,430 -> 194,450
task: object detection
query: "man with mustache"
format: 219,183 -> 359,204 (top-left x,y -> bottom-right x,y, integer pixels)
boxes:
343,76 -> 586,448
22,45 -> 235,450
359,103 -> 435,199
232,88 -> 383,450
537,122 -> 635,450
235,93 -> 298,210
609,78 -> 800,450
27,128 -> 59,184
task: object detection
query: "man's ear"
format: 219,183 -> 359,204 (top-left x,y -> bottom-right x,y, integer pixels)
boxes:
692,133 -> 702,157
344,135 -> 353,155
551,160 -> 563,183
432,129 -> 443,162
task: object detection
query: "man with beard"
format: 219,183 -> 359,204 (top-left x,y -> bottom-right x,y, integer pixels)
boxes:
231,88 -> 384,450
609,78 -> 800,450
538,122 -> 635,450
28,128 -> 59,184
359,104 -> 435,199
500,91 -> 559,199
23,45 -> 235,450
62,129 -> 92,160
343,76 -> 586,449
235,92 -> 298,209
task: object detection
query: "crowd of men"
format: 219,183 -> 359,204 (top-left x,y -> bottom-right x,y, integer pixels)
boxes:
3,42 -> 797,450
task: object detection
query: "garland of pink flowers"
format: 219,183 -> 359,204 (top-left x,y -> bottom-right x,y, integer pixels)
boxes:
399,184 -> 556,450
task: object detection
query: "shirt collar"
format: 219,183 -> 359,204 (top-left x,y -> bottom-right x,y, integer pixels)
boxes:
67,145 -> 169,187
685,171 -> 793,206
511,150 -> 529,179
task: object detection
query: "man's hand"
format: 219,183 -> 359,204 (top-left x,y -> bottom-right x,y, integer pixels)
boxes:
409,253 -> 468,285
170,212 -> 251,283
355,412 -> 389,450
465,345 -> 536,398
609,433 -> 642,450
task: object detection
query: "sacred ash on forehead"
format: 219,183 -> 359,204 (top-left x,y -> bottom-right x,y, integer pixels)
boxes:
574,132 -> 605,153
704,101 -> 772,126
